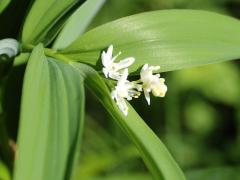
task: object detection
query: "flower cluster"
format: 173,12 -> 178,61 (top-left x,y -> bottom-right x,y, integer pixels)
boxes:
102,45 -> 167,116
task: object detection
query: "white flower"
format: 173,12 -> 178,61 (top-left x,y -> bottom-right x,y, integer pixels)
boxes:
140,64 -> 167,105
101,44 -> 168,111
102,45 -> 135,80
111,69 -> 141,116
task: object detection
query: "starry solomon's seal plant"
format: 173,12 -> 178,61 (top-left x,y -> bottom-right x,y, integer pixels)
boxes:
1,0 -> 240,180
102,45 -> 167,115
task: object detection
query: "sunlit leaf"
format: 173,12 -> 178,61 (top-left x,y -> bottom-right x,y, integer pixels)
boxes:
53,0 -> 106,50
71,62 -> 185,180
62,10 -> 240,73
14,44 -> 85,180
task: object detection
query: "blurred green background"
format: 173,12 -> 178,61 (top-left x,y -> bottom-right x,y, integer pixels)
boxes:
0,0 -> 240,179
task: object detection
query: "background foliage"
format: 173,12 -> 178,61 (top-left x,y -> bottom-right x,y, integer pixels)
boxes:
0,0 -> 239,179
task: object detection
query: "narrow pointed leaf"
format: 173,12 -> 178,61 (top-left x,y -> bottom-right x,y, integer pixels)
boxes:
53,0 -> 106,50
71,62 -> 185,180
14,44 -> 85,180
62,10 -> 240,73
21,0 -> 80,44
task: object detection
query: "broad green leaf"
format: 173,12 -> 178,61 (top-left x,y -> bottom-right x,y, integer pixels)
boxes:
71,62 -> 185,180
14,44 -> 85,180
21,0 -> 79,45
0,0 -> 10,14
62,10 -> 240,73
53,0 -> 106,50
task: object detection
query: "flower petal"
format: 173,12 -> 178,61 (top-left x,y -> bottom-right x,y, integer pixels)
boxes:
102,67 -> 109,78
118,68 -> 129,85
116,57 -> 135,70
111,89 -> 117,100
116,96 -> 128,116
150,65 -> 160,71
106,44 -> 113,58
109,72 -> 121,80
142,64 -> 149,71
143,89 -> 151,105
102,45 -> 114,67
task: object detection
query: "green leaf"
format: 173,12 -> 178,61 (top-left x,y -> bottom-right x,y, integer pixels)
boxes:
21,0 -> 79,45
0,161 -> 11,180
14,44 -> 85,180
62,10 -> 240,73
53,0 -> 106,50
186,166 -> 240,180
0,0 -> 10,14
71,62 -> 185,180
85,173 -> 152,180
